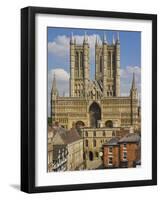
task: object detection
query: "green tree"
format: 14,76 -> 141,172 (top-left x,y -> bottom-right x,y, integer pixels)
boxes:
48,117 -> 52,126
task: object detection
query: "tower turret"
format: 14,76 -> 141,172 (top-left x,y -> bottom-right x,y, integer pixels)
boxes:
103,32 -> 108,96
83,31 -> 88,44
130,72 -> 138,126
116,32 -> 120,43
51,73 -> 58,123
115,32 -> 120,96
51,73 -> 58,99
95,35 -> 98,46
70,32 -> 74,44
83,32 -> 90,97
70,32 -> 75,97
130,72 -> 138,99
112,34 -> 115,45
103,32 -> 107,44
95,35 -> 102,81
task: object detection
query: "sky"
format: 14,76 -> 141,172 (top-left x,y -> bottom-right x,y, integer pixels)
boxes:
47,27 -> 141,116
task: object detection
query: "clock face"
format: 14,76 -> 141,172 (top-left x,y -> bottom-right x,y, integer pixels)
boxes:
99,152 -> 103,157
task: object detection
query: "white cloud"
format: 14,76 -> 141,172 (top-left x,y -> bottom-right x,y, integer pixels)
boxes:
48,35 -> 70,58
48,68 -> 69,95
48,66 -> 141,116
49,68 -> 69,81
48,68 -> 70,116
48,34 -> 102,62
48,35 -> 141,114
120,66 -> 141,96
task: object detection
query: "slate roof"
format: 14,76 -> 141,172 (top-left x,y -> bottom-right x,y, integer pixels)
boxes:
103,133 -> 140,146
103,137 -> 120,146
119,133 -> 140,143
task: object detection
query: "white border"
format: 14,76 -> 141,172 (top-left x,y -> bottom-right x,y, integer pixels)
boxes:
35,14 -> 152,186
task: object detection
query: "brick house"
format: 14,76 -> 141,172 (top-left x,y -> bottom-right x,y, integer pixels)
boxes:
103,133 -> 140,168
119,133 -> 141,168
103,137 -> 120,168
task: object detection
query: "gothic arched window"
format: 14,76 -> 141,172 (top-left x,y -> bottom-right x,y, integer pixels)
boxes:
100,56 -> 102,72
80,52 -> 83,68
89,102 -> 101,128
75,52 -> 79,68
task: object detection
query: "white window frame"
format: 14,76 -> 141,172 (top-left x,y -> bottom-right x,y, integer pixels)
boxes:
108,146 -> 113,154
123,151 -> 127,161
108,156 -> 113,166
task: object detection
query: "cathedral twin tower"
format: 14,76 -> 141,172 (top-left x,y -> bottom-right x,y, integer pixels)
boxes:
51,31 -> 139,130
70,32 -> 120,99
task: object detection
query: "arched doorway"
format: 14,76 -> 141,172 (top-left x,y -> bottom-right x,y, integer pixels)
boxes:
105,120 -> 113,128
89,102 -> 101,128
89,151 -> 94,161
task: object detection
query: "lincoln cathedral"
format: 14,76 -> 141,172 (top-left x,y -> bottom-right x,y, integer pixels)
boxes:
49,32 -> 141,170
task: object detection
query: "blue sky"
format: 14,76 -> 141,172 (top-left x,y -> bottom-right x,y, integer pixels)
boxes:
48,27 -> 141,77
47,27 -> 141,115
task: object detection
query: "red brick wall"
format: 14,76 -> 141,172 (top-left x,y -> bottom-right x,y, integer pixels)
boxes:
103,143 -> 140,168
103,145 -> 119,168
120,143 -> 139,167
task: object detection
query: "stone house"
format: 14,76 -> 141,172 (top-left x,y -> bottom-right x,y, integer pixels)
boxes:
52,127 -> 84,171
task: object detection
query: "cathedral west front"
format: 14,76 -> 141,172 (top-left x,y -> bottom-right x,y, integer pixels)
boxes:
50,32 -> 140,169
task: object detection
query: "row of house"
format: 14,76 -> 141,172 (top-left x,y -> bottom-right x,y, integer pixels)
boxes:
48,124 -> 84,172
48,122 -> 141,172
103,133 -> 141,168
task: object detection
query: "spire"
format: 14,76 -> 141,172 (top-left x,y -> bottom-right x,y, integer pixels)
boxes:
52,73 -> 59,97
116,32 -> 120,43
95,35 -> 98,45
103,32 -> 107,44
131,72 -> 136,90
112,34 -> 115,45
52,73 -> 57,90
83,31 -> 88,43
130,72 -> 138,99
70,32 -> 74,44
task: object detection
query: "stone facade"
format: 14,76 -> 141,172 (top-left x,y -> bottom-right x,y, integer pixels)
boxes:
50,32 -> 141,170
51,127 -> 84,171
51,32 -> 140,130
82,127 -> 118,169
67,139 -> 84,170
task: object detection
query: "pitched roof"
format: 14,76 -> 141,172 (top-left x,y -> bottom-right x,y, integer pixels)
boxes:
119,133 -> 140,143
56,127 -> 81,144
48,126 -> 56,139
103,137 -> 119,146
